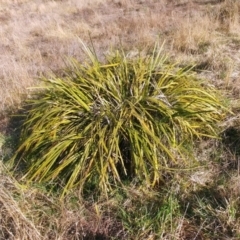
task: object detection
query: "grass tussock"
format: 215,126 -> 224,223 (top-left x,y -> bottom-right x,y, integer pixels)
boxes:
11,43 -> 228,196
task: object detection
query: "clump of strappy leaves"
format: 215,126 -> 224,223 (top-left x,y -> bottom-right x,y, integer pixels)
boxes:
12,44 -> 228,196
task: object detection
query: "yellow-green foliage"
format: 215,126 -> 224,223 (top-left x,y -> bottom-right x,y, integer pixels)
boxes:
12,44 -> 228,196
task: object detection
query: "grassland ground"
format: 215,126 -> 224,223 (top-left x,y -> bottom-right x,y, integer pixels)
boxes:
1,0 -> 240,239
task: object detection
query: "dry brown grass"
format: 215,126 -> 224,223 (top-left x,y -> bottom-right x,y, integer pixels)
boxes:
1,0 -> 240,239
0,160 -> 126,239
0,162 -> 42,239
0,0 -> 240,117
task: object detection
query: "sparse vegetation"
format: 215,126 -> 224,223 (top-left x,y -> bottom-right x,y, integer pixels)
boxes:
1,0 -> 240,239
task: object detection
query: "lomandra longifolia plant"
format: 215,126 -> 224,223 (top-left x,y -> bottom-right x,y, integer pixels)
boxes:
12,43 -> 228,196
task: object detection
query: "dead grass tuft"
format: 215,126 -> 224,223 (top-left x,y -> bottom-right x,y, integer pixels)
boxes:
0,162 -> 42,240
